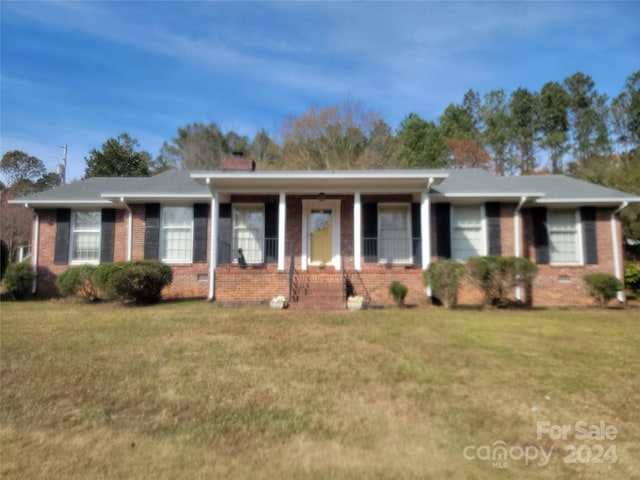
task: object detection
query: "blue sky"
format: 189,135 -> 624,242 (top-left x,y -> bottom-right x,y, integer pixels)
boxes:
1,1 -> 638,183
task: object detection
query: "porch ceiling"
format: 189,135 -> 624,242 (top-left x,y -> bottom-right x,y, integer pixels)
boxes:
191,170 -> 448,194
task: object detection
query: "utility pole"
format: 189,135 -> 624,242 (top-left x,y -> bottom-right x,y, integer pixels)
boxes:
56,144 -> 67,186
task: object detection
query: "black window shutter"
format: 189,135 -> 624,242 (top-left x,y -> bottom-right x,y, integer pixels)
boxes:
532,207 -> 549,264
411,203 -> 421,266
435,203 -> 451,259
217,203 -> 232,264
54,208 -> 71,265
264,203 -> 278,263
485,202 -> 502,256
362,202 -> 378,262
581,207 -> 598,264
193,203 -> 209,263
144,203 -> 161,260
100,208 -> 116,264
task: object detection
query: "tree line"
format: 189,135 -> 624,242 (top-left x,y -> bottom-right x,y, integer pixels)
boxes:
144,70 -> 637,177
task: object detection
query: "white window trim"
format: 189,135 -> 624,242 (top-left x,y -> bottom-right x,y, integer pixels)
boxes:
232,203 -> 265,265
69,210 -> 101,265
450,204 -> 487,261
160,206 -> 194,264
547,208 -> 583,266
377,203 -> 412,264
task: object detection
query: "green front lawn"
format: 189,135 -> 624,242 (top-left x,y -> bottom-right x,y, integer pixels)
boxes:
1,301 -> 638,479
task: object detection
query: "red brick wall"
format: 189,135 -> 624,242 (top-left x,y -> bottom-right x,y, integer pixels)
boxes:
129,203 -> 211,299
427,203 -> 624,307
34,205 -> 210,300
522,207 -> 621,306
33,210 -> 64,297
215,264 -> 288,303
32,201 -> 626,307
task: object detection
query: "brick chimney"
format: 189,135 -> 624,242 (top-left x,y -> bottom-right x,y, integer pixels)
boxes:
221,152 -> 256,171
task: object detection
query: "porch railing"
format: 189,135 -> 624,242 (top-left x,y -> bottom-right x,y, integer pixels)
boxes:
363,237 -> 422,265
217,237 -> 278,265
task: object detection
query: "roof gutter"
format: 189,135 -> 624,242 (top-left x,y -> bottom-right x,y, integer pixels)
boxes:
611,201 -> 628,303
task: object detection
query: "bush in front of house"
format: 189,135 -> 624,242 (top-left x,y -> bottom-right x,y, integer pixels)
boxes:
625,263 -> 640,295
584,273 -> 622,306
466,256 -> 538,307
423,259 -> 466,309
56,266 -> 99,301
388,281 -> 408,307
3,262 -> 34,300
94,260 -> 173,305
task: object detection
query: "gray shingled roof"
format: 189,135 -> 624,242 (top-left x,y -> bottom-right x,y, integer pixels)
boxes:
9,168 -> 639,206
10,171 -> 210,206
100,170 -> 210,201
431,169 -> 543,197
7,177 -> 142,205
502,175 -> 639,203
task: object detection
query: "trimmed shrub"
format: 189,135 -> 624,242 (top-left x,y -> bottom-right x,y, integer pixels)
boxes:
56,266 -> 98,301
3,262 -> 34,300
423,259 -> 465,309
584,273 -> 621,306
466,256 -> 538,307
388,281 -> 408,307
94,260 -> 173,305
92,262 -> 126,300
624,263 -> 640,294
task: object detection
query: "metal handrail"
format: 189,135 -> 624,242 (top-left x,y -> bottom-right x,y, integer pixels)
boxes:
288,245 -> 296,303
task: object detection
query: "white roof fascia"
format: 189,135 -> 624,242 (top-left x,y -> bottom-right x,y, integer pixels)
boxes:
437,192 -> 545,198
9,199 -> 114,207
191,171 -> 449,181
536,197 -> 640,204
192,172 -> 448,194
101,193 -> 212,201
210,186 -> 431,195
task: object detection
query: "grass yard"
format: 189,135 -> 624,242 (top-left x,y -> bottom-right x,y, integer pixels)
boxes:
1,300 -> 639,479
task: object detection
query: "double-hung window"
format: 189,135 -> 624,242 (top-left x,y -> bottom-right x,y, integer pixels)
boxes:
71,211 -> 101,263
161,206 -> 193,263
548,209 -> 581,264
378,204 -> 411,263
233,205 -> 265,264
451,205 -> 486,260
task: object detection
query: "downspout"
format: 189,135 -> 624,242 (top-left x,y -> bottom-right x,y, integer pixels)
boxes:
29,205 -> 39,294
611,201 -> 628,303
514,196 -> 527,301
121,197 -> 133,261
423,177 -> 434,296
208,190 -> 219,301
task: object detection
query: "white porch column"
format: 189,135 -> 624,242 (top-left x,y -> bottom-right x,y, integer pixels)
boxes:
420,191 -> 431,270
208,192 -> 219,300
353,192 -> 362,271
278,192 -> 286,271
420,190 -> 432,296
611,202 -> 628,302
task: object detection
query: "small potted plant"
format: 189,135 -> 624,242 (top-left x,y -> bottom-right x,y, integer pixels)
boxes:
347,294 -> 365,310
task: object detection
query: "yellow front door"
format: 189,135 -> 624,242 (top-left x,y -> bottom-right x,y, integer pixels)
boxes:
309,209 -> 332,265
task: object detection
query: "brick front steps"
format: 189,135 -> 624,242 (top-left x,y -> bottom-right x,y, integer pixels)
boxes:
290,272 -> 347,311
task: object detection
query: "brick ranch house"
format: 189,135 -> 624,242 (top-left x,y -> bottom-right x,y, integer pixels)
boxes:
10,162 -> 640,308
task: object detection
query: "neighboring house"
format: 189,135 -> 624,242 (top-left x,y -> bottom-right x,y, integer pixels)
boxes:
10,161 -> 640,308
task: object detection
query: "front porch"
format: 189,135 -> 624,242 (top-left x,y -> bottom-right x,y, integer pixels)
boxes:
208,191 -> 433,309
